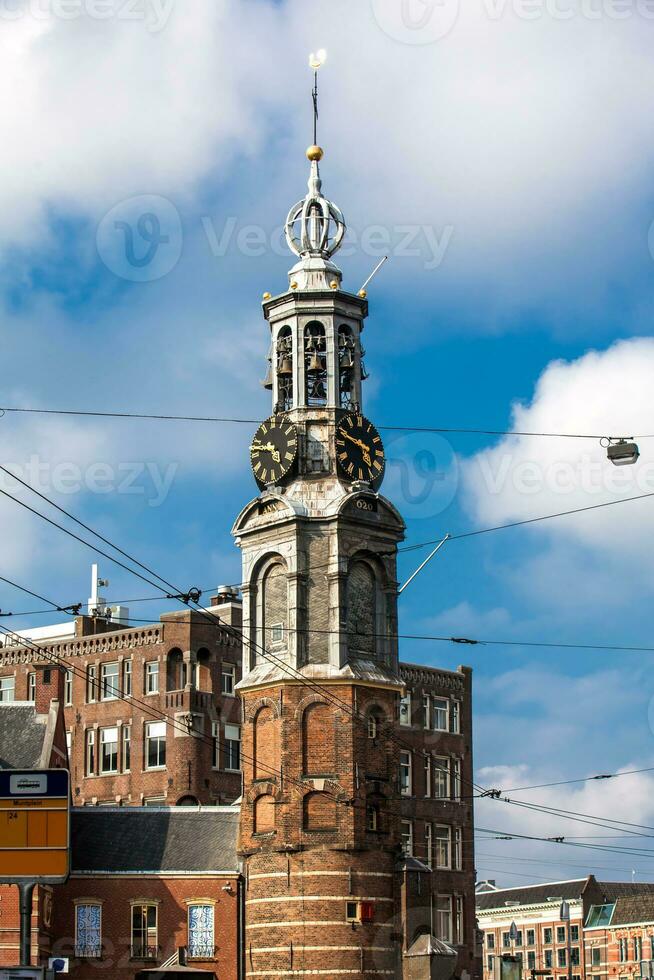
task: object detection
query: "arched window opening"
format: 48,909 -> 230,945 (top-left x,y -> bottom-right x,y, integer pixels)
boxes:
338,325 -> 356,409
302,702 -> 336,775
303,791 -> 337,831
366,795 -> 385,833
254,794 -> 276,834
304,322 -> 327,406
367,709 -> 384,740
262,563 -> 288,653
195,649 -> 211,691
176,795 -> 198,807
166,649 -> 186,692
254,705 -> 278,780
346,561 -> 377,658
276,326 -> 293,412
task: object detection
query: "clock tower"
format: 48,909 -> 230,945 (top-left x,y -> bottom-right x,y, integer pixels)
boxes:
233,90 -> 410,977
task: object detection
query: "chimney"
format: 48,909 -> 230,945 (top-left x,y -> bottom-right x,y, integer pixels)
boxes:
209,586 -> 242,628
34,664 -> 65,714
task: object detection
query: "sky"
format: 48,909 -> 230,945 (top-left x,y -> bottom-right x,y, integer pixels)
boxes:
2,0 -> 654,887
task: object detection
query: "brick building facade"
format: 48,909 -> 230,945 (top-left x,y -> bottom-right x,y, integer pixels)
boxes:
0,595 -> 243,808
476,878 -> 654,980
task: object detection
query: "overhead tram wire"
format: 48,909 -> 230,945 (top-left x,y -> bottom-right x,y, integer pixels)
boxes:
0,478 -> 488,799
1,405 -> 652,442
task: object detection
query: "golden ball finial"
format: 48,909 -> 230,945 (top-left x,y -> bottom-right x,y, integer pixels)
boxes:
262,291 -> 272,301
359,289 -> 368,299
307,145 -> 324,162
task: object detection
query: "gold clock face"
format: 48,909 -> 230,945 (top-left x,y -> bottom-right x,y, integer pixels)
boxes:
336,413 -> 385,486
250,416 -> 299,488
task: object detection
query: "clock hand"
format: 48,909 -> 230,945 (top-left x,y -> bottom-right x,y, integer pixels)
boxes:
342,432 -> 372,467
250,441 -> 281,464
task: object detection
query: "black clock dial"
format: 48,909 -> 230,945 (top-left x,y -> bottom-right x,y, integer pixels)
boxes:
250,416 -> 298,488
336,413 -> 385,486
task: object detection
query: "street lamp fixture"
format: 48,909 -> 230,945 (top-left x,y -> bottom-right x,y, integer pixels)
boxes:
605,438 -> 640,466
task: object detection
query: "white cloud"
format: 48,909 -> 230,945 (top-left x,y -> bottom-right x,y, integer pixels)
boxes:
474,664 -> 654,884
1,0 -> 654,315
461,338 -> 654,601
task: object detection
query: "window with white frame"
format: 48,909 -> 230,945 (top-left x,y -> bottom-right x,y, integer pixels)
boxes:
367,803 -> 380,832
143,797 -> 165,807
434,757 -> 450,799
422,694 -> 430,729
86,729 -> 96,776
368,712 -> 381,739
435,825 -> 451,868
571,948 -> 580,966
591,948 -> 601,967
424,755 -> 432,797
527,929 -> 535,946
188,904 -> 215,959
224,724 -> 241,771
122,725 -> 131,773
432,697 -> 448,731
634,938 -> 642,961
619,938 -> 628,962
557,926 -> 566,944
435,895 -> 452,942
100,727 -> 118,774
558,950 -> 567,968
0,676 -> 15,702
75,903 -> 102,958
145,721 -> 166,769
399,692 -> 412,726
212,721 -> 220,769
27,672 -> 36,702
455,895 -> 464,943
122,659 -> 132,697
487,934 -> 495,950
454,827 -> 463,869
66,730 -> 72,758
221,663 -> 235,696
570,925 -> 579,943
453,758 -> 462,800
401,820 -> 413,856
145,661 -> 159,695
528,951 -> 536,969
101,662 -> 119,700
425,823 -> 433,867
399,751 -> 412,796
65,668 -> 73,705
86,664 -> 97,703
131,903 -> 158,960
450,699 -> 460,733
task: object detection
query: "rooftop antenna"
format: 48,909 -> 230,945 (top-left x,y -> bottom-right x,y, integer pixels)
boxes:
309,49 -> 327,147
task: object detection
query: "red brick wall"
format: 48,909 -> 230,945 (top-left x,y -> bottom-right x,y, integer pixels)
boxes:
48,875 -> 240,980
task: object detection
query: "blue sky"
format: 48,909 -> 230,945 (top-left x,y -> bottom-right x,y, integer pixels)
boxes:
3,0 -> 654,886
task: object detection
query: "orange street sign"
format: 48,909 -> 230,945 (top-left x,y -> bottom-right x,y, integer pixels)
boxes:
0,770 -> 70,884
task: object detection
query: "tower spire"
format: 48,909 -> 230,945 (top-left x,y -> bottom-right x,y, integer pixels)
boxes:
284,51 -> 346,291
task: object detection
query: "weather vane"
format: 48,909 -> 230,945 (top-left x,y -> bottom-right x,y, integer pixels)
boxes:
309,49 -> 327,147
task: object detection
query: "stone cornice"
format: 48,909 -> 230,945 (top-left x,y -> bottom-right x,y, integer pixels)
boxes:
0,625 -> 164,666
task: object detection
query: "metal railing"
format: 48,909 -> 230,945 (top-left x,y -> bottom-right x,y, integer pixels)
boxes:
131,943 -> 160,960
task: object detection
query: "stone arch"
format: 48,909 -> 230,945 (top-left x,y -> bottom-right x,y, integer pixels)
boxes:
302,701 -> 336,776
276,325 -> 293,412
253,793 -> 276,834
304,321 -> 327,406
303,791 -> 338,831
195,648 -> 211,691
253,704 -> 279,781
166,648 -> 185,692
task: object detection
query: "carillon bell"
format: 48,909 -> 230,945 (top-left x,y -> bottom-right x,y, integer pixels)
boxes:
340,350 -> 354,370
307,351 -> 324,373
261,363 -> 273,390
278,354 -> 293,376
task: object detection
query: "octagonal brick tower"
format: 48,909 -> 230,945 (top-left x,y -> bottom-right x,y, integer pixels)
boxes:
233,137 -> 408,978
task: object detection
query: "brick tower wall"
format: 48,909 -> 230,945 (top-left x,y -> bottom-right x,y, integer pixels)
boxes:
239,680 -> 403,978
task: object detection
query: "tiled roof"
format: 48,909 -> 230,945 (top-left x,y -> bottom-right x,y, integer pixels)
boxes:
0,704 -> 49,769
476,879 -> 591,911
598,882 -> 654,902
611,894 -> 654,925
71,807 -> 240,874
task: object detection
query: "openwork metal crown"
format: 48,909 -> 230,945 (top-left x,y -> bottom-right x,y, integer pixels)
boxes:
285,161 -> 346,260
